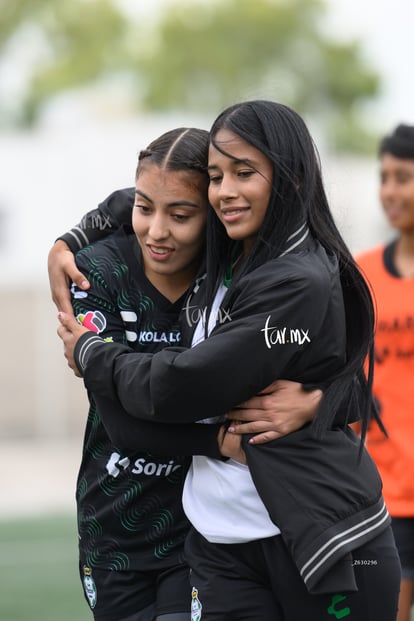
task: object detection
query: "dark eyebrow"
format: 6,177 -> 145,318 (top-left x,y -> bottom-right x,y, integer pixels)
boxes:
207,157 -> 256,171
135,189 -> 152,203
167,201 -> 201,209
135,190 -> 201,209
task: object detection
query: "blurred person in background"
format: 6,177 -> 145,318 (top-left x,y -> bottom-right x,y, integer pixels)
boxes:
356,124 -> 414,621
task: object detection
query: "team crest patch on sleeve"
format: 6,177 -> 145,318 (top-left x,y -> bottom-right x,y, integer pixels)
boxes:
76,310 -> 107,334
82,565 -> 97,609
191,587 -> 202,621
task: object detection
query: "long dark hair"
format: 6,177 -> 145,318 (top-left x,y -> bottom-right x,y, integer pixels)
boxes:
206,100 -> 378,437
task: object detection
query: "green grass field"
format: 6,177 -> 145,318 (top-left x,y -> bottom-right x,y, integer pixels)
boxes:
0,513 -> 90,621
1,513 -> 413,620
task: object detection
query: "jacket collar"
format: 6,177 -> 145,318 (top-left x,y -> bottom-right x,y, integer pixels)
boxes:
280,222 -> 310,257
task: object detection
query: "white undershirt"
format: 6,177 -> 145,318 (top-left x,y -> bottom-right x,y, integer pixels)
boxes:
182,283 -> 280,543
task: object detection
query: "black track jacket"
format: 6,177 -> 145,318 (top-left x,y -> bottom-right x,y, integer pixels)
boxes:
73,233 -> 390,594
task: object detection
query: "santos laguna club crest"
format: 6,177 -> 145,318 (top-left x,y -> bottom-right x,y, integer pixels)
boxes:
191,587 -> 202,621
82,565 -> 97,609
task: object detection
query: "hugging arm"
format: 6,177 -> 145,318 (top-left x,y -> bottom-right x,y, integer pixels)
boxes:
72,258 -> 340,426
48,188 -> 134,313
64,247 -> 225,458
93,390 -> 224,457
57,187 -> 134,253
226,380 -> 322,443
229,375 -> 362,445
